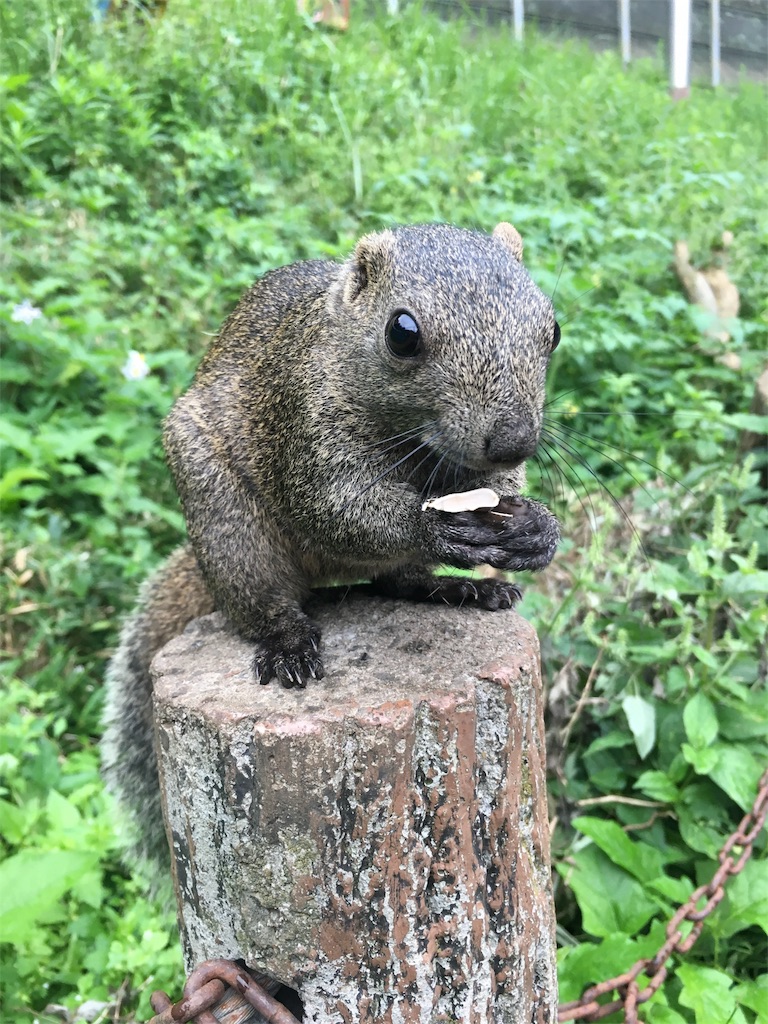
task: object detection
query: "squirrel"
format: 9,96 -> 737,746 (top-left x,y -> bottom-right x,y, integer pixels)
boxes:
101,221 -> 561,869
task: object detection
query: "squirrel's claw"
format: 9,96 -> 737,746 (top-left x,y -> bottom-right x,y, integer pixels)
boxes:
430,576 -> 522,610
368,570 -> 522,611
252,624 -> 325,688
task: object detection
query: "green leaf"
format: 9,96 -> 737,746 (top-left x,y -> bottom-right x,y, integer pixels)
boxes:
683,692 -> 718,748
557,929 -> 662,1002
0,849 -> 99,942
0,73 -> 31,92
558,846 -> 659,937
648,875 -> 693,903
0,418 -> 36,459
682,743 -> 719,774
645,1007 -> 688,1024
708,744 -> 765,811
0,464 -> 49,505
622,694 -> 656,759
572,816 -> 666,883
733,975 -> 768,1019
712,859 -> 768,938
677,818 -> 718,861
634,770 -> 679,802
724,412 -> 768,433
45,789 -> 83,834
722,569 -> 768,602
582,730 -> 634,756
677,963 -> 746,1024
691,645 -> 719,670
0,799 -> 28,844
678,778 -> 738,857
719,691 -> 768,740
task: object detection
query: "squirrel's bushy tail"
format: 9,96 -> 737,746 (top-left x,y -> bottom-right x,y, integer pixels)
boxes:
101,544 -> 215,871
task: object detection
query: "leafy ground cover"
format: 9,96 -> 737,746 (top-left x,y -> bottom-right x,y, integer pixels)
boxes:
1,0 -> 766,1020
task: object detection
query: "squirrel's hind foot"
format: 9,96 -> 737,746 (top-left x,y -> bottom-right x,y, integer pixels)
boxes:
252,619 -> 324,688
369,569 -> 521,611
428,575 -> 522,610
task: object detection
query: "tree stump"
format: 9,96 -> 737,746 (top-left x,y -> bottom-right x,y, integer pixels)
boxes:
152,592 -> 556,1023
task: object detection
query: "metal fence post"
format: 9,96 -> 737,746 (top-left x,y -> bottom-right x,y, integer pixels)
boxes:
711,0 -> 721,86
618,0 -> 631,65
512,0 -> 524,43
670,0 -> 692,98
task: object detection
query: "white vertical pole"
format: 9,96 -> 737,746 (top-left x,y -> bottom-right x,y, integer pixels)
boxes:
670,0 -> 692,99
512,0 -> 524,42
711,0 -> 721,86
619,0 -> 631,65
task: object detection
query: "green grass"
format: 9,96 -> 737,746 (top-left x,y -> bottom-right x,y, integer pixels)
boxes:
1,1 -> 767,1021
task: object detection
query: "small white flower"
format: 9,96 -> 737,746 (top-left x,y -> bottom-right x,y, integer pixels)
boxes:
11,299 -> 43,325
121,350 -> 150,381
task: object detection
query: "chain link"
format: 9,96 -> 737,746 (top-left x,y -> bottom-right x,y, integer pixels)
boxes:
149,958 -> 301,1024
558,766 -> 768,1023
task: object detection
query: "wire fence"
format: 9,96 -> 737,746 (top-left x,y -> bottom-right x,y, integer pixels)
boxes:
423,0 -> 768,90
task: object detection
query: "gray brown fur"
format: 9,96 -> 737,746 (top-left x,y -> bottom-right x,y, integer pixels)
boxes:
101,222 -> 560,869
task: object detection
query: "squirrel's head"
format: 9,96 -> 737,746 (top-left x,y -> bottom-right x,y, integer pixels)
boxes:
325,222 -> 560,479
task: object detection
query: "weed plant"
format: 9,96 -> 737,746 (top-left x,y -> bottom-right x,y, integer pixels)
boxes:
1,0 -> 766,1020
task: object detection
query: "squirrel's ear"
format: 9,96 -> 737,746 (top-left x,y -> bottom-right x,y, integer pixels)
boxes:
335,230 -> 397,305
492,222 -> 524,263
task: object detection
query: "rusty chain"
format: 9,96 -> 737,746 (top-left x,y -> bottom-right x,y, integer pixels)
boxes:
148,769 -> 767,1024
558,765 -> 768,1023
149,958 -> 301,1024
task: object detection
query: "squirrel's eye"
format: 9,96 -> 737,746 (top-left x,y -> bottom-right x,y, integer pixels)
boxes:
551,321 -> 561,352
386,310 -> 422,358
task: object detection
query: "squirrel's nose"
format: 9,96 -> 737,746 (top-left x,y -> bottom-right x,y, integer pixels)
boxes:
485,422 -> 539,466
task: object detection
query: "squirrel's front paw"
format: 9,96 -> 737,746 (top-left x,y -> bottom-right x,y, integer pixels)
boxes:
430,496 -> 559,572
252,619 -> 324,689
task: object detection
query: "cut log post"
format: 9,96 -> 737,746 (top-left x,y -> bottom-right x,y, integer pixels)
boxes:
152,593 -> 556,1023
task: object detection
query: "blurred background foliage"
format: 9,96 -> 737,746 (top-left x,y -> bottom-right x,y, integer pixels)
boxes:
1,1 -> 766,1020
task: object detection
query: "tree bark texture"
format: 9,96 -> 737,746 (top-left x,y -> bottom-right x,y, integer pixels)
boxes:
152,593 -> 556,1023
